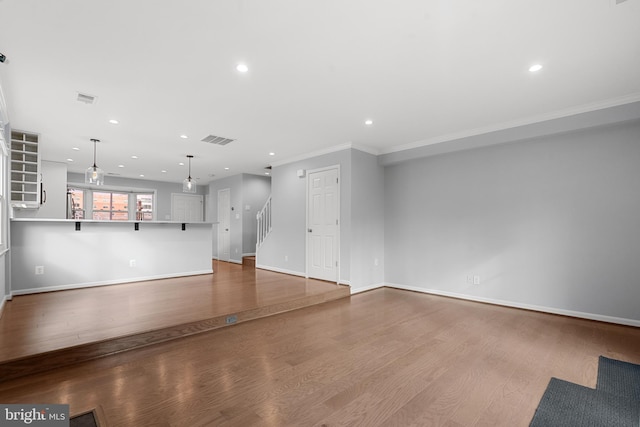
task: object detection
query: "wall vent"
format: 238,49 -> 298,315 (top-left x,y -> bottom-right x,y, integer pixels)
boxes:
77,92 -> 97,104
201,134 -> 235,146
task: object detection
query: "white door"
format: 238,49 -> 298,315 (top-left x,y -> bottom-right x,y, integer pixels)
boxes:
171,194 -> 203,221
307,167 -> 339,282
218,188 -> 231,262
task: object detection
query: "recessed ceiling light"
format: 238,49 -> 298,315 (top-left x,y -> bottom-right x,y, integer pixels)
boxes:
529,64 -> 543,72
131,155 -> 138,159
269,152 -> 275,156
265,172 -> 270,175
109,119 -> 119,125
139,174 -> 144,177
180,135 -> 188,139
66,158 -> 74,162
161,170 -> 167,173
224,167 -> 230,170
236,63 -> 249,73
179,162 -> 185,166
118,164 -> 125,168
365,119 -> 373,125
72,147 -> 80,151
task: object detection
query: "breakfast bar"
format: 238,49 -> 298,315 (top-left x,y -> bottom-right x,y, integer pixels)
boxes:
9,218 -> 213,295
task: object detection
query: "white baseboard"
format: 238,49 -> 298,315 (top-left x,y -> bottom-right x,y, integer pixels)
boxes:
10,270 -> 214,297
255,264 -> 306,278
350,283 -> 385,295
242,252 -> 256,257
213,257 -> 243,265
384,283 -> 640,328
339,279 -> 351,286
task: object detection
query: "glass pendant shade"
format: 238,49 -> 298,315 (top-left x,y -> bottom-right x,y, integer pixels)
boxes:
183,155 -> 196,193
85,165 -> 104,185
182,177 -> 196,193
85,139 -> 104,185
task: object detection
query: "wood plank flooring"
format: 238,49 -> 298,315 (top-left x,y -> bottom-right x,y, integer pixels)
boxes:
1,285 -> 639,426
0,261 -> 349,380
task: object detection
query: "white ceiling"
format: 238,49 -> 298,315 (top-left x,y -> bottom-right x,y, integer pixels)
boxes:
1,0 -> 639,185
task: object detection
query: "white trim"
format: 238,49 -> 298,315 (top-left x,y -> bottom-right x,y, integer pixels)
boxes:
350,283 -> 385,295
0,295 -> 6,319
350,143 -> 380,156
212,256 -> 243,265
10,270 -> 214,296
270,142 -> 379,167
242,252 -> 256,257
384,283 -> 640,328
255,264 -> 306,277
339,279 -> 351,286
381,93 -> 640,156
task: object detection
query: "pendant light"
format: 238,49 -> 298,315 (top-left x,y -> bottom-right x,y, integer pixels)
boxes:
85,138 -> 104,185
183,155 -> 196,193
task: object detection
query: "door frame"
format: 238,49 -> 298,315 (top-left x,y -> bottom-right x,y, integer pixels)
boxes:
305,165 -> 340,283
217,188 -> 231,262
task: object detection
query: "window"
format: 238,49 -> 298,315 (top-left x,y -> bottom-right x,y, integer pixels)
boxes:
69,188 -> 84,219
93,191 -> 129,220
68,186 -> 155,221
136,194 -> 153,221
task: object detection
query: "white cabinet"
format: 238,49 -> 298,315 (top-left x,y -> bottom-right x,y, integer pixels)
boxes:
10,130 -> 41,208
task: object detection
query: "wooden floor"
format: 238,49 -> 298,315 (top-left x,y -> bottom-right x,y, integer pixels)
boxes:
0,260 -> 349,380
1,285 -> 639,426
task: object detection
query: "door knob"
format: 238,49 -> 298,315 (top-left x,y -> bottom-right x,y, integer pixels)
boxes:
308,228 -> 312,233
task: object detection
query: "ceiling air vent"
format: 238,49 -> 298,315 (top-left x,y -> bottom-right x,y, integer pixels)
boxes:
77,92 -> 97,104
201,134 -> 235,146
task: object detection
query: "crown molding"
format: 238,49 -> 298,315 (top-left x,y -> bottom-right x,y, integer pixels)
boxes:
381,93 -> 640,156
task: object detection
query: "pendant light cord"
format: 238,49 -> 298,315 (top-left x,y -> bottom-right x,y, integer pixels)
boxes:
91,138 -> 99,168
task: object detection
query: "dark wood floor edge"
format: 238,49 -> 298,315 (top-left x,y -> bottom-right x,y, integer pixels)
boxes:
0,287 -> 350,383
382,285 -> 640,329
71,405 -> 108,427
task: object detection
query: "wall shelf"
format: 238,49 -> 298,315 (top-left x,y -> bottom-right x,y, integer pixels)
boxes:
10,130 -> 40,208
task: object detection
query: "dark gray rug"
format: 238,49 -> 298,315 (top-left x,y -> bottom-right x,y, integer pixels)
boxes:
70,410 -> 98,427
529,377 -> 639,427
597,356 -> 640,401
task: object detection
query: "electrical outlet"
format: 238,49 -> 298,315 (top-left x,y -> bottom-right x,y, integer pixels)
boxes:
225,315 -> 238,324
466,275 -> 473,284
35,266 -> 44,275
473,275 -> 480,285
374,258 -> 379,267
285,255 -> 288,262
129,259 -> 136,267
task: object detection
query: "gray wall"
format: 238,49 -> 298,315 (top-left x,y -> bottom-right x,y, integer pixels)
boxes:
208,173 -> 272,261
350,149 -> 385,291
258,149 -> 352,281
67,173 -> 208,221
384,120 -> 640,322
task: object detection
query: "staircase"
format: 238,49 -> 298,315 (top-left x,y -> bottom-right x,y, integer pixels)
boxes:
255,196 -> 272,265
